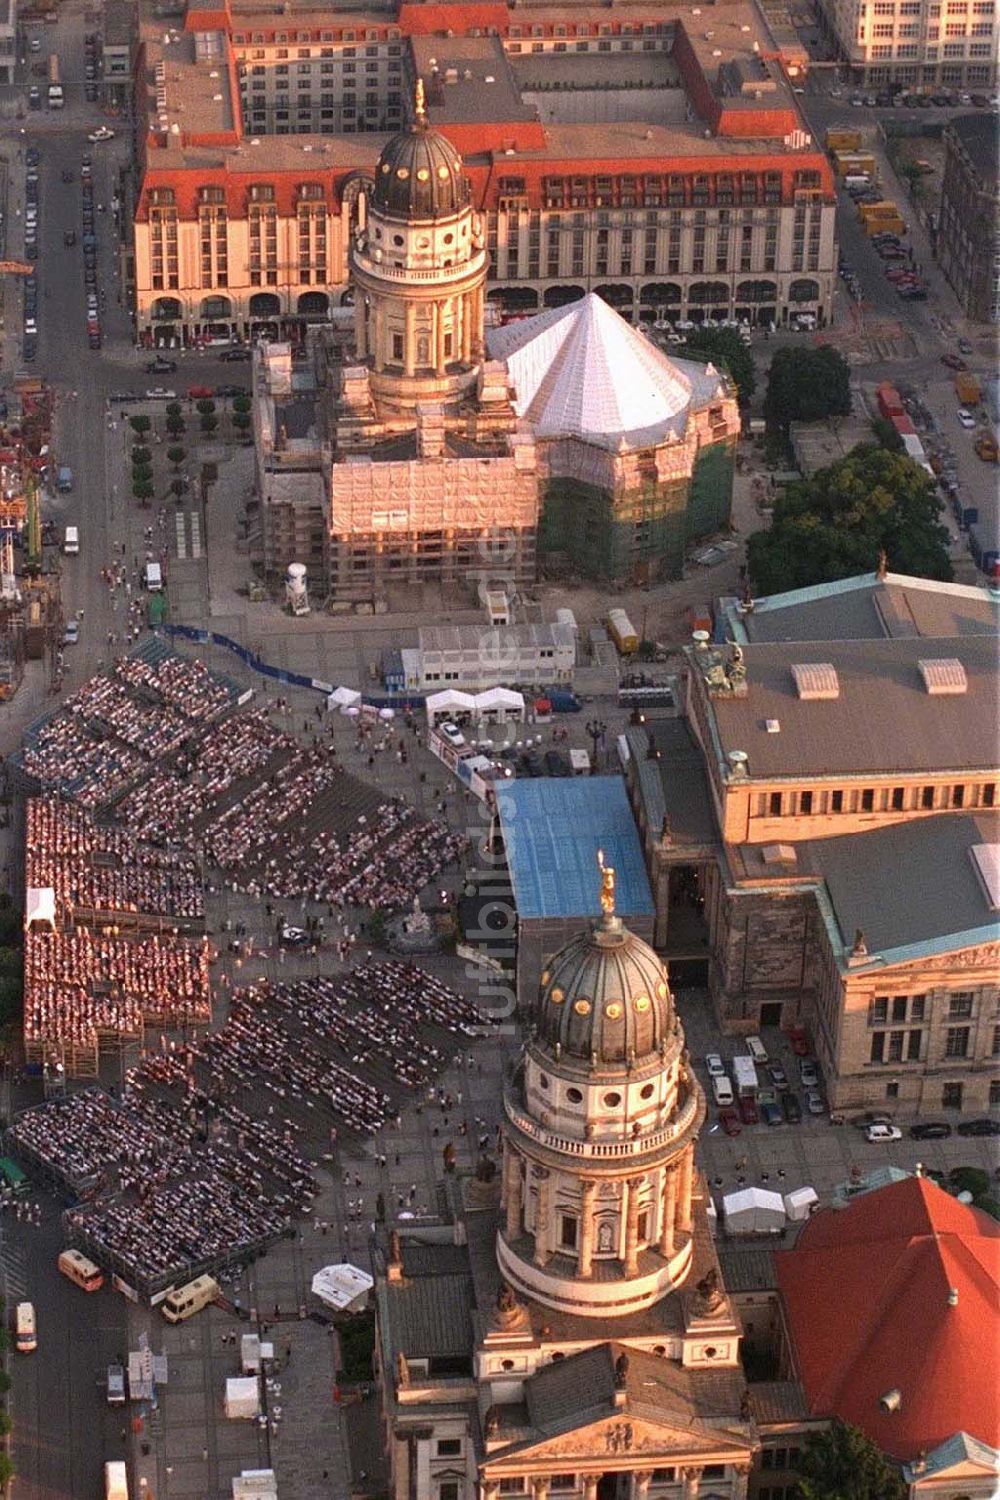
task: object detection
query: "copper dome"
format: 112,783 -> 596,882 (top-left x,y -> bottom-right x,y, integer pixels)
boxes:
370,85 -> 470,222
535,913 -> 674,1066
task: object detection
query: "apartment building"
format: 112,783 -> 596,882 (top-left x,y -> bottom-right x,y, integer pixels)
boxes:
818,0 -> 999,88
130,0 -> 838,348
625,570 -> 1000,1116
0,0 -> 16,86
937,112 -> 1000,322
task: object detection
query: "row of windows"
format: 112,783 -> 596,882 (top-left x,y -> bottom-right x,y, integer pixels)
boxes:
869,992 -> 987,1025
870,1022 -> 1000,1063
760,781 -> 995,817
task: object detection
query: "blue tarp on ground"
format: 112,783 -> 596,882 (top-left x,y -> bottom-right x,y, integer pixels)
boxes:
496,776 -> 654,921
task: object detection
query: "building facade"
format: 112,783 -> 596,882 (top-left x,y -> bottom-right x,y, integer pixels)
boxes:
403,623 -> 576,693
625,571 -> 1000,1116
129,0 -> 839,348
936,112 -> 1000,323
817,0 -> 999,88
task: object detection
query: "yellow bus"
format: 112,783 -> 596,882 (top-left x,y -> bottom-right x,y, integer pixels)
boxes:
15,1301 -> 36,1353
58,1248 -> 105,1292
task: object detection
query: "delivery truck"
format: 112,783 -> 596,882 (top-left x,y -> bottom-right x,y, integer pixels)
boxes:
955,373 -> 981,406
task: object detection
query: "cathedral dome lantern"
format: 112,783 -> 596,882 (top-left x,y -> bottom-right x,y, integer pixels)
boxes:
371,80 -> 470,222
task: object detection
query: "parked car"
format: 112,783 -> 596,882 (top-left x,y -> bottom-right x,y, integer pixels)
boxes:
804,1090 -> 826,1116
798,1059 -> 819,1088
941,353 -> 968,370
762,1100 -> 783,1126
28,87 -> 41,109
145,387 -> 177,399
866,1123 -> 903,1143
220,346 -> 251,362
215,383 -> 249,399
544,749 -> 570,777
188,384 -> 214,400
88,126 -> 115,142
719,1108 -> 742,1137
63,620 -> 79,645
146,357 -> 177,374
279,924 -> 309,948
909,1121 -> 952,1140
956,1118 -> 1000,1137
738,1095 -> 759,1125
768,1063 -> 788,1091
711,1073 -> 735,1108
958,337 -> 974,354
782,1092 -> 802,1124
705,1053 -> 725,1078
958,408 -> 976,428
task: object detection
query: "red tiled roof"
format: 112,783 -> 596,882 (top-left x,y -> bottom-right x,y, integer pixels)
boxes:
185,6 -> 231,31
397,2 -> 510,35
775,1175 -> 1000,1459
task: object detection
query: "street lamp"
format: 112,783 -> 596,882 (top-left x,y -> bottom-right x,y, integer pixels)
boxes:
585,718 -> 607,774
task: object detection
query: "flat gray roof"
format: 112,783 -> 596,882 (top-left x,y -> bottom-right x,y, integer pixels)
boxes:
733,573 -> 999,646
628,718 -> 718,850
703,635 -> 999,778
802,811 -> 1000,959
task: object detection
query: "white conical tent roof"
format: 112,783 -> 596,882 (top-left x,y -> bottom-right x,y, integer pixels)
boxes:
487,294 -> 717,451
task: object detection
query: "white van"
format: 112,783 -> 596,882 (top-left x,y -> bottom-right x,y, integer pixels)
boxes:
746,1034 -> 769,1065
58,1247 -> 104,1291
711,1073 -> 735,1108
160,1274 -> 219,1324
15,1300 -> 36,1352
63,525 -> 79,556
105,1460 -> 129,1500
143,560 -> 163,592
107,1363 -> 126,1405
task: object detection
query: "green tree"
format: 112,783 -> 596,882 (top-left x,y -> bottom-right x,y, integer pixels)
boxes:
167,445 -> 186,469
128,414 -> 151,439
170,478 -> 187,500
0,1412 -> 11,1439
949,1166 -> 991,1199
0,1370 -> 10,1395
680,325 -> 756,404
196,399 -> 217,418
200,413 -> 219,435
232,394 -> 251,415
131,464 -> 153,487
232,411 -> 252,438
165,401 -> 183,418
132,478 -> 154,505
131,446 -> 152,467
0,1452 -> 15,1487
870,416 -> 904,453
764,345 -> 851,433
797,1421 -> 905,1500
747,444 -> 952,594
165,414 -> 186,438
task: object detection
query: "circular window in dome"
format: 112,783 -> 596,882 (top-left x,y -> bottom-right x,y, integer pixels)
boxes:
603,1091 -> 622,1108
550,987 -> 565,1005
605,1002 -> 623,1020
634,995 -> 651,1014
640,1083 -> 655,1100
656,981 -> 668,1000
437,165 -> 450,179
381,163 -> 391,174
396,167 -> 410,180
416,168 -> 430,182
443,232 -> 454,244
392,234 -> 404,247
573,998 -> 591,1017
566,1087 -> 583,1104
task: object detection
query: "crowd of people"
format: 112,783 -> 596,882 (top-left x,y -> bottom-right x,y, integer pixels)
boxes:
201,745 -> 345,872
23,928 -> 212,1061
114,651 -> 234,722
117,710 -> 297,843
22,717 -> 145,808
26,797 -> 203,921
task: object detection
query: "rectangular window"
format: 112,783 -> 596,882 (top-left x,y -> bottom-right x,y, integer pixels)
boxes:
921,786 -> 935,809
799,790 -> 813,814
870,1032 -> 886,1063
831,790 -> 843,813
942,1081 -> 963,1109
440,1485 -> 460,1500
990,1080 -> 1000,1107
892,996 -> 908,1023
984,784 -> 996,807
436,1440 -> 462,1457
907,1030 -> 922,1061
769,792 -> 782,816
992,1024 -> 1000,1057
891,787 -> 905,811
945,1027 -> 970,1058
861,789 -> 875,812
560,1215 -> 578,1250
949,993 -> 973,1018
888,1031 -> 904,1062
910,996 -> 926,1023
392,333 -> 403,361
952,784 -> 965,808
870,997 -> 888,1026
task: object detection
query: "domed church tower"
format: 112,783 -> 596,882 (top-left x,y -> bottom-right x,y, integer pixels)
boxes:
349,79 -> 488,418
498,855 -> 706,1318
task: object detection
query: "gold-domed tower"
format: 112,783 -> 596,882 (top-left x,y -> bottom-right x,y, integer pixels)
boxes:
498,855 -> 705,1317
349,78 -> 488,418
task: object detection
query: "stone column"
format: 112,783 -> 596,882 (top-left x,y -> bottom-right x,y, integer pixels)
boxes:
632,1473 -> 653,1500
623,1175 -> 644,1278
660,1165 -> 677,1258
461,290 -> 472,363
372,302 -> 384,372
532,1167 -> 551,1266
434,299 -> 447,374
732,1464 -> 751,1500
532,1477 -> 550,1500
682,1466 -> 701,1500
583,1480 -> 599,1500
472,284 -> 484,358
481,1485 -> 500,1500
578,1179 -> 596,1278
677,1148 -> 694,1236
404,301 -> 416,376
504,1148 -> 523,1241
356,298 -> 367,360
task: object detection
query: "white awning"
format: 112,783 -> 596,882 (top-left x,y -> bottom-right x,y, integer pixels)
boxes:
328,686 -> 361,711
476,687 -> 524,710
783,1186 -> 819,1221
722,1186 -> 786,1234
25,887 -> 56,931
426,689 -> 477,725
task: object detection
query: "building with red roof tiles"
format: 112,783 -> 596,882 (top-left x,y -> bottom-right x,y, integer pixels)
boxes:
128,0 -> 837,350
775,1174 -> 1000,1466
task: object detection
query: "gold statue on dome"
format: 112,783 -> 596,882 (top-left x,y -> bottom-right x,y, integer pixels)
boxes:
597,848 -> 616,916
414,76 -> 426,124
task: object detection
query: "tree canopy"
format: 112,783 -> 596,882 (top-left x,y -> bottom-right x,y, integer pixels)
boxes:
797,1422 -> 906,1500
764,344 -> 851,432
747,443 -> 953,594
680,326 -> 756,405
